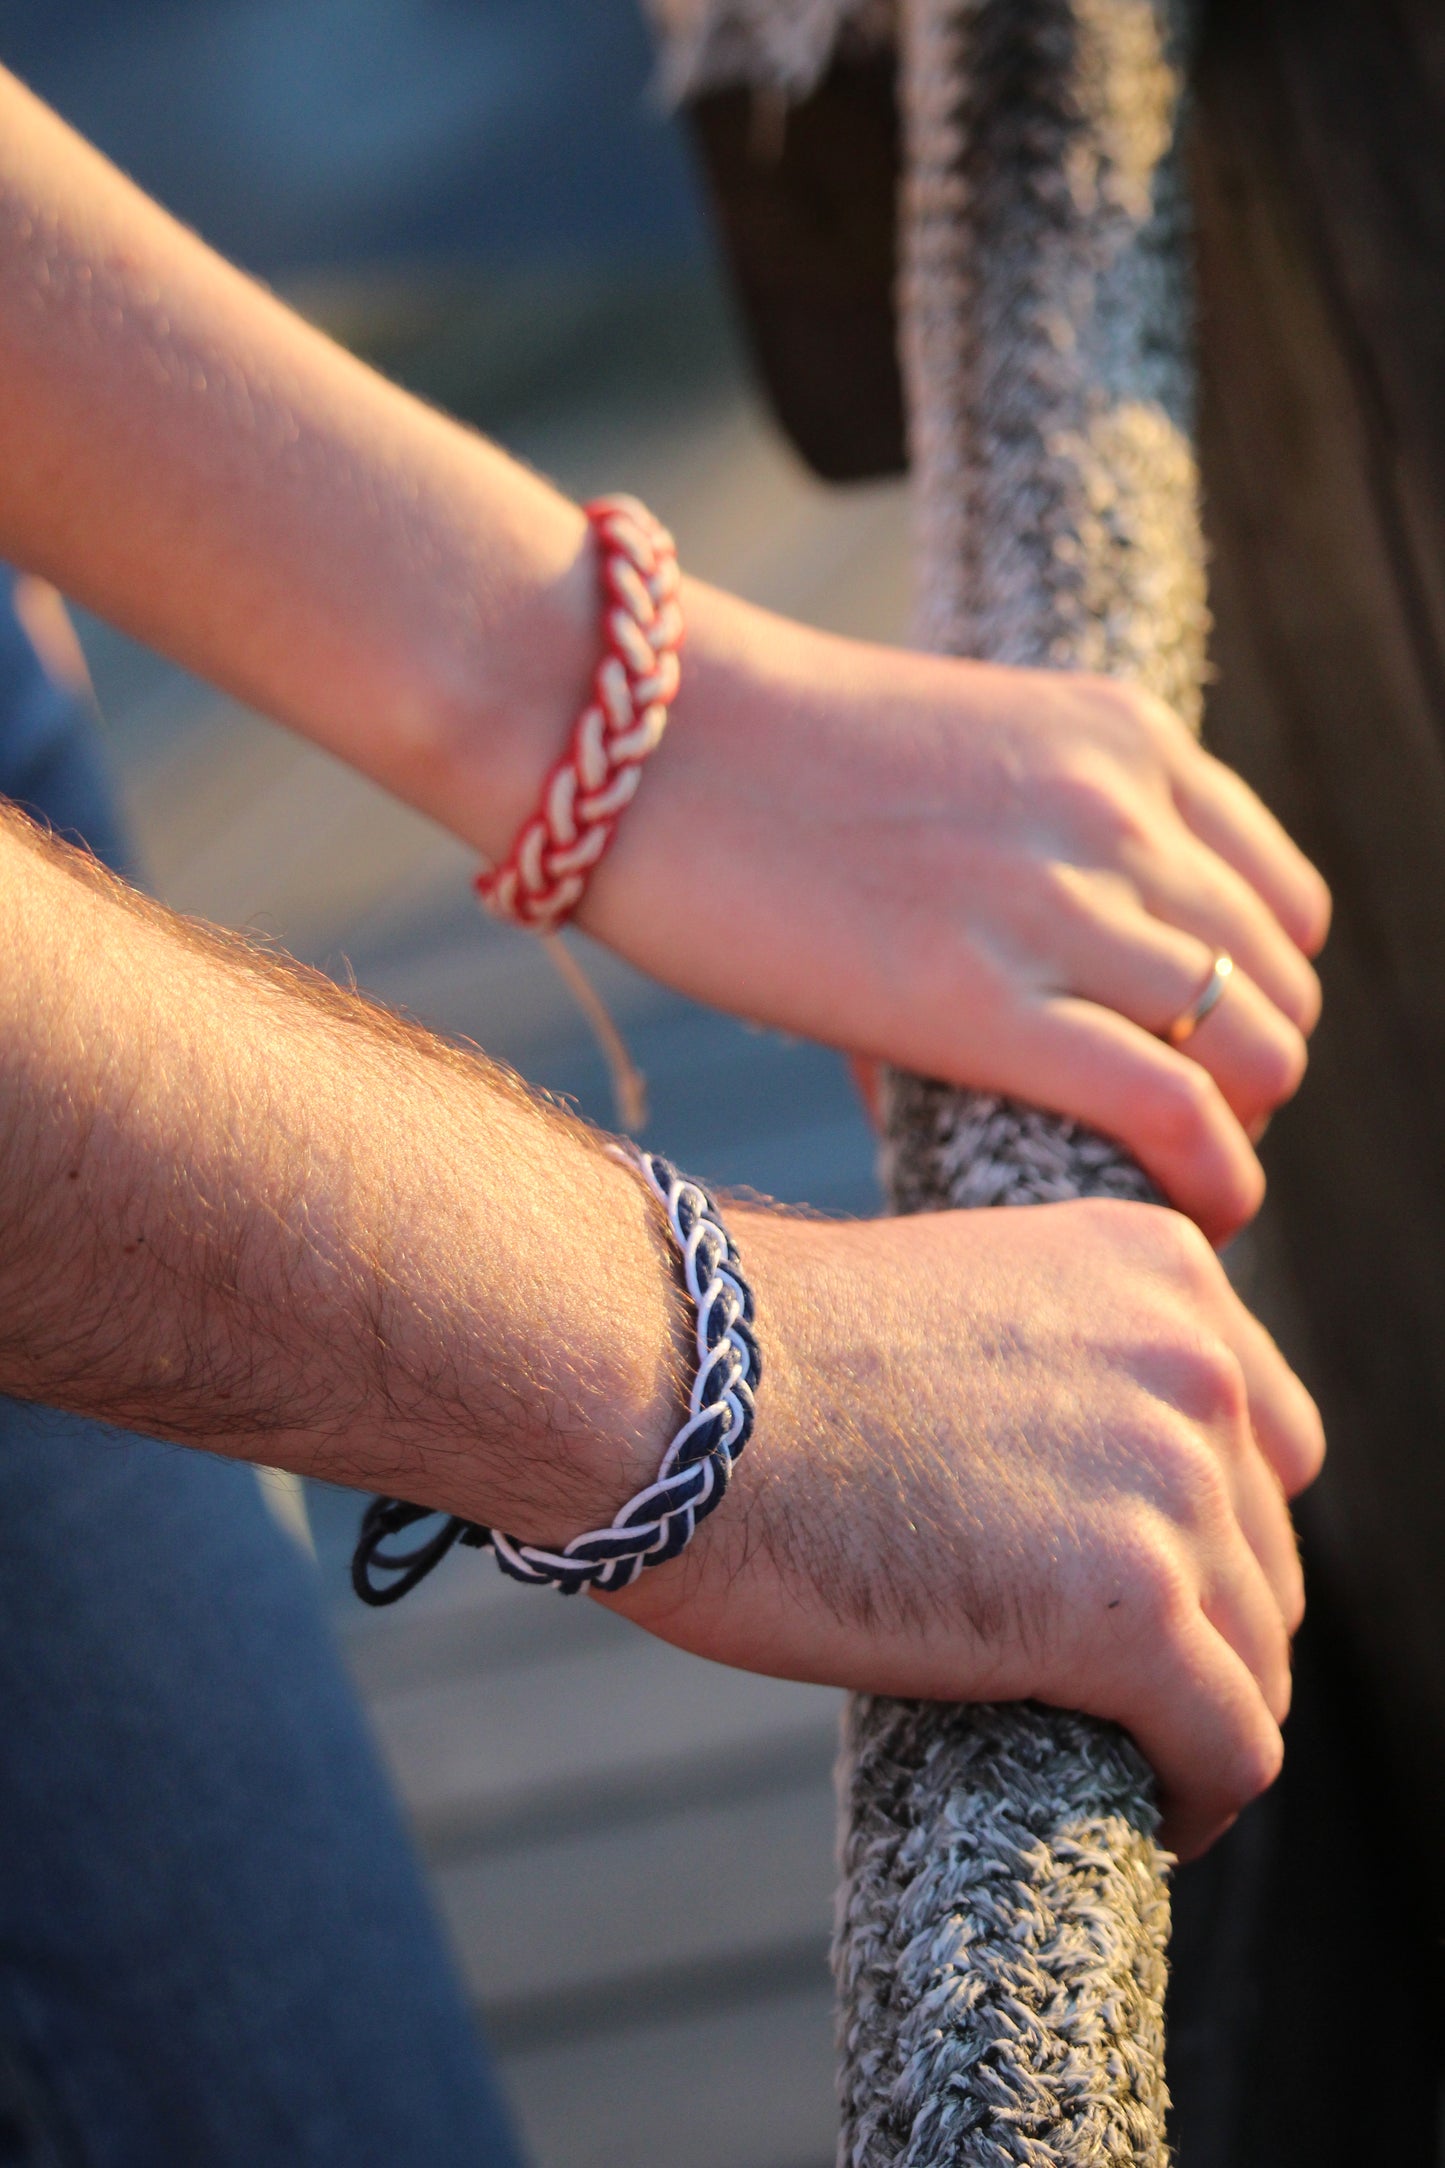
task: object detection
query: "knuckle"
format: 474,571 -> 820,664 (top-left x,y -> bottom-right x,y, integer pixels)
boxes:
1135,686 -> 1189,747
1087,674 -> 1172,755
1291,1397 -> 1327,1493
1151,1205 -> 1222,1292
1253,1020 -> 1308,1108
1277,1436 -> 1325,1504
1054,754 -> 1151,852
1071,1196 -> 1156,1256
1304,874 -> 1333,955
1028,856 -> 1096,936
1230,1724 -> 1285,1806
1178,1339 -> 1250,1433
1162,1429 -> 1233,1526
1292,962 -> 1324,1037
1144,1061 -> 1221,1161
1116,1526 -> 1193,1635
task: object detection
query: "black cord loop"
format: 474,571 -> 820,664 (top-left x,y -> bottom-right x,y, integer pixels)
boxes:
351,1150 -> 759,1606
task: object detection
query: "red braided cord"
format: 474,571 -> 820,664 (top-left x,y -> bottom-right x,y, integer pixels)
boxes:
475,495 -> 684,931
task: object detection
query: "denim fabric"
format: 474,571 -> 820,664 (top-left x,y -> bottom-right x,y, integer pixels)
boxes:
0,576 -> 524,2166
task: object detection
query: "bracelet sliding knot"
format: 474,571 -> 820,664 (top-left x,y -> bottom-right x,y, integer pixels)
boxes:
352,1150 -> 758,1605
475,495 -> 683,932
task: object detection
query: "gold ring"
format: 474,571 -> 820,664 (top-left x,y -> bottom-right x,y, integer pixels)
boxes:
1166,953 -> 1234,1048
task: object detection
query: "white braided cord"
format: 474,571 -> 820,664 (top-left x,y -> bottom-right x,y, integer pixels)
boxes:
488,1151 -> 759,1593
351,1150 -> 759,1605
475,496 -> 684,932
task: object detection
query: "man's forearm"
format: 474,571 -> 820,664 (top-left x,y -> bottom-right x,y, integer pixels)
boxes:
0,806 -> 675,1536
0,807 -> 1328,1851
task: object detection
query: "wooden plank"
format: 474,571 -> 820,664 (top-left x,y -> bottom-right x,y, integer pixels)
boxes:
342,1575 -> 625,1704
437,1776 -> 837,2008
498,1982 -> 837,2168
361,1628 -> 843,1836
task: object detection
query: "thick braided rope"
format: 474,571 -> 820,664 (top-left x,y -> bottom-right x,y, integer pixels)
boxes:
475,495 -> 683,931
489,1151 -> 760,1592
833,5 -> 1206,2165
352,1150 -> 759,1603
837,1701 -> 1173,2166
643,2 -> 1202,2156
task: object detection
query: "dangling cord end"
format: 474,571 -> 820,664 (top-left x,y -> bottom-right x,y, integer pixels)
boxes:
352,1497 -> 480,1607
539,931 -> 648,1134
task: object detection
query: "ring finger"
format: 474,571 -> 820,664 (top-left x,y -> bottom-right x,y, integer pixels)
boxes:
1045,886 -> 1309,1131
1131,827 -> 1322,1036
1155,950 -> 1306,1131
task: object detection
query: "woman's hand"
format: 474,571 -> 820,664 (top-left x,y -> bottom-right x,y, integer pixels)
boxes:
0,62 -> 1323,1251
605,1195 -> 1326,1862
582,581 -> 1330,1242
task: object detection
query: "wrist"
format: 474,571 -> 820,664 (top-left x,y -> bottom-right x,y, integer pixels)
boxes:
295,482 -> 596,865
450,495 -> 599,862
593,1208 -> 995,1705
548,1147 -> 695,1542
355,1142 -> 763,1605
450,1135 -> 687,1549
572,577 -> 848,959
590,1202 -> 812,1637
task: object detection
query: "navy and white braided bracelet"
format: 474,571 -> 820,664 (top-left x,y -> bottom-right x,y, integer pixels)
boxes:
352,1150 -> 760,1605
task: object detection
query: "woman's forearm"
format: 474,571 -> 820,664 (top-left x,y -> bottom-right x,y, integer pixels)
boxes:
0,64 -> 594,857
0,65 -> 1331,1241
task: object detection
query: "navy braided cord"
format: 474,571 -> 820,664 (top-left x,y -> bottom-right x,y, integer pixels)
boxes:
352,1150 -> 759,1605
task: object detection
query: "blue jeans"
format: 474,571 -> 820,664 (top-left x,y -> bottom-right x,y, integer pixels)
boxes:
0,577 -> 523,2166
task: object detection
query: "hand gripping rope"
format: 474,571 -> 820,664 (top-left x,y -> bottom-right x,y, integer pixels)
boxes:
352,1151 -> 759,1605
474,496 -> 684,932
647,3 -> 1198,2161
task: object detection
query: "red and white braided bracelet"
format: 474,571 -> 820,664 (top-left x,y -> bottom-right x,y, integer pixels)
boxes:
475,494 -> 684,932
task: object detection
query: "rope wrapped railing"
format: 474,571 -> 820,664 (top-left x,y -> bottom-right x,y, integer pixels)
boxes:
837,8 -> 1202,2157
650,1 -> 1203,2157
835,1702 -> 1170,2165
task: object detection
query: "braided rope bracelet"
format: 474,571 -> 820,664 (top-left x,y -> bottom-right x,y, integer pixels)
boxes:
474,496 -> 684,932
352,1150 -> 759,1605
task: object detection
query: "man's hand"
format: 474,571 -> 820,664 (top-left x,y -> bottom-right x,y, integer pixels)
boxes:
605,1196 -> 1324,1863
588,601 -> 1331,1244
0,808 -> 1321,1855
